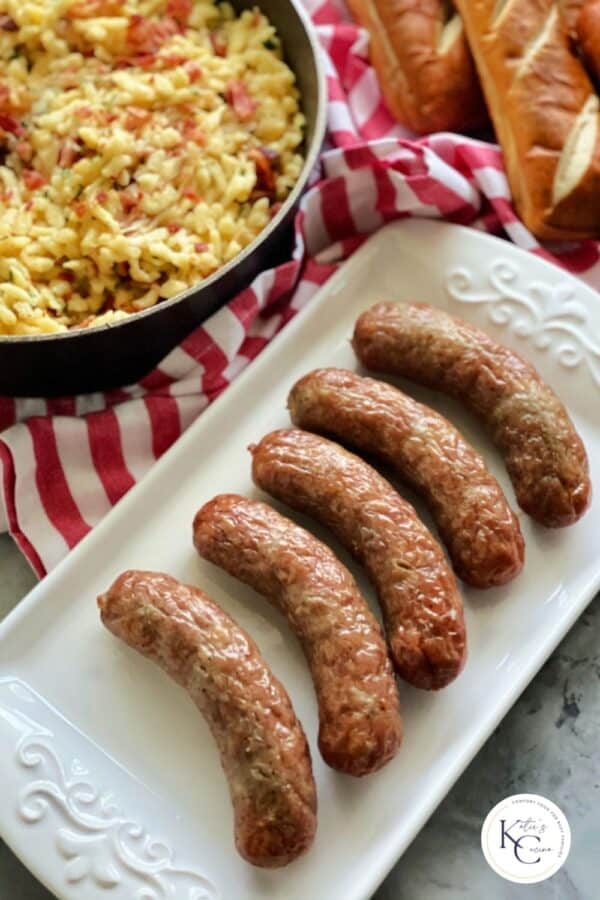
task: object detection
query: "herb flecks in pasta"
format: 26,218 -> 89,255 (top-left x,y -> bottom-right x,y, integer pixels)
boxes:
0,0 -> 304,334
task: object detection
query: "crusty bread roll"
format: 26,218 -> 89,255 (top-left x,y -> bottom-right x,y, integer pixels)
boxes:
577,0 -> 600,79
346,0 -> 488,134
560,0 -> 584,33
454,0 -> 600,239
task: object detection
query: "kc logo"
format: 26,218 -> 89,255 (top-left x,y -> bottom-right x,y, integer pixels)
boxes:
499,817 -> 547,864
481,794 -> 570,884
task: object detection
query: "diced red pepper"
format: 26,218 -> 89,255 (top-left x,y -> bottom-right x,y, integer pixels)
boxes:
127,14 -> 178,54
119,190 -> 141,214
260,145 -> 280,164
96,190 -> 108,203
75,105 -> 93,118
166,0 -> 192,26
124,106 -> 151,130
209,31 -> 227,57
0,15 -> 17,31
194,242 -> 208,253
182,119 -> 205,145
248,147 -> 276,193
22,169 -> 46,190
167,223 -> 180,233
0,114 -> 25,137
58,141 -> 81,167
185,62 -> 202,82
182,186 -> 202,201
160,53 -> 187,67
15,141 -> 32,163
224,80 -> 258,122
73,201 -> 88,217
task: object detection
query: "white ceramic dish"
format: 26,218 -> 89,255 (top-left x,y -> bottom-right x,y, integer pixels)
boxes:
1,220 -> 598,900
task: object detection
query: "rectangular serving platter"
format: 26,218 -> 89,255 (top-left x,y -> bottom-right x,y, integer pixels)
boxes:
1,219 -> 599,900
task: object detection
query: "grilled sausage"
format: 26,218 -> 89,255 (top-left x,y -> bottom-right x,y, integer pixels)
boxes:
193,494 -> 402,776
288,368 -> 524,589
353,302 -> 591,527
98,570 -> 317,868
250,429 -> 466,690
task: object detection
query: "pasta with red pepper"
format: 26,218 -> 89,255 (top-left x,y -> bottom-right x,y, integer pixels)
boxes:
0,0 -> 305,333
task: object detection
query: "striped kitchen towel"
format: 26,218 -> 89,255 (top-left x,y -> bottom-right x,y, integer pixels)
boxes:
1,0 -> 599,576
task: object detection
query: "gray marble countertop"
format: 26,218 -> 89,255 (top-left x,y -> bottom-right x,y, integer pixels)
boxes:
1,531 -> 598,899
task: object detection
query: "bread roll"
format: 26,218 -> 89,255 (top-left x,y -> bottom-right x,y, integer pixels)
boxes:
346,0 -> 488,133
577,0 -> 600,79
454,0 -> 600,239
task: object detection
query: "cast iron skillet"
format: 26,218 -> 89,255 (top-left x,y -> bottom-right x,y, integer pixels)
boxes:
0,0 -> 326,396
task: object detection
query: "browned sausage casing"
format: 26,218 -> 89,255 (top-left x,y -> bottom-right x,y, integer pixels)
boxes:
288,368 -> 525,589
193,494 -> 402,776
98,570 -> 317,868
353,302 -> 591,528
250,429 -> 466,690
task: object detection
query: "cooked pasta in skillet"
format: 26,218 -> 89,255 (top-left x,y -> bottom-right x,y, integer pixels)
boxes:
0,0 -> 305,334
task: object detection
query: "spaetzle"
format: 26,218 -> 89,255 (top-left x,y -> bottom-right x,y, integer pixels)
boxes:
0,0 -> 305,334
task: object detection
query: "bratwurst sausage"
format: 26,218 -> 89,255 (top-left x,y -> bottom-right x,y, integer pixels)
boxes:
250,429 -> 466,690
193,494 -> 402,776
288,368 -> 524,588
98,570 -> 317,868
353,302 -> 591,527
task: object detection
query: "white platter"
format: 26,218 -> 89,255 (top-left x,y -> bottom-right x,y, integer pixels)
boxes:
1,220 -> 599,900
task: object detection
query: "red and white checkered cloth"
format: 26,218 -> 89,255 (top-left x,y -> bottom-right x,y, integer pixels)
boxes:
2,0 -> 599,577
